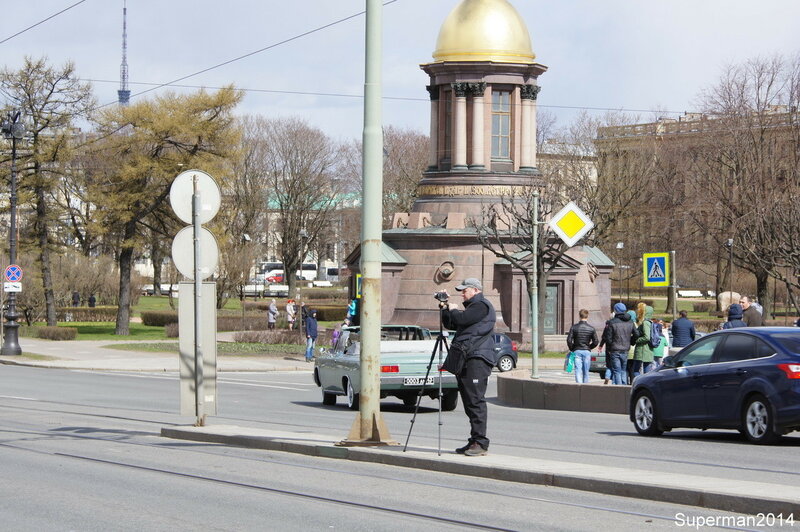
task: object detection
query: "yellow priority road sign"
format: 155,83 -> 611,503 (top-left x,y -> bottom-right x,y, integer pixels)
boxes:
549,202 -> 594,247
643,252 -> 670,287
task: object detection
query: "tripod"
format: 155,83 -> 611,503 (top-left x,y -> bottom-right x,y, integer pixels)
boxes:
403,309 -> 449,455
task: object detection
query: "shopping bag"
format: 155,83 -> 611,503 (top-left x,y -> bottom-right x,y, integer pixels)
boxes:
564,351 -> 575,373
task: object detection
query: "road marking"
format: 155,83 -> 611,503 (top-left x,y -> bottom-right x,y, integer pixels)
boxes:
0,395 -> 38,401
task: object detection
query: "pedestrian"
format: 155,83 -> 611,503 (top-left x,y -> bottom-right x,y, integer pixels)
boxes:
626,309 -> 638,384
740,296 -> 763,326
652,318 -> 668,368
286,299 -> 296,330
670,310 -> 696,347
267,299 -> 278,330
345,298 -> 357,324
71,290 -> 80,307
300,301 -> 309,333
566,309 -> 599,384
88,294 -> 96,308
440,278 -> 497,457
722,303 -> 747,329
598,302 -> 636,385
795,317 -> 800,327
305,309 -> 318,362
632,304 -> 656,377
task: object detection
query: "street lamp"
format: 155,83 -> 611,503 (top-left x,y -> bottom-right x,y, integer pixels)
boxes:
1,111 -> 26,356
620,265 -> 631,302
615,242 -> 624,299
724,238 -> 734,297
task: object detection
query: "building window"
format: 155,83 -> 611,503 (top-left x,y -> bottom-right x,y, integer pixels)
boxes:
491,90 -> 511,159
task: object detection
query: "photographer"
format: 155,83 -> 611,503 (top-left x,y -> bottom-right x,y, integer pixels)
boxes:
439,278 -> 496,457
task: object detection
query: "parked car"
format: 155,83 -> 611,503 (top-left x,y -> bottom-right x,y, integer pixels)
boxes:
493,333 -> 518,372
266,273 -> 284,283
313,325 -> 459,410
629,328 -> 800,444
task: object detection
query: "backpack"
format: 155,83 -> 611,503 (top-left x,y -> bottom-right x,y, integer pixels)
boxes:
649,320 -> 662,349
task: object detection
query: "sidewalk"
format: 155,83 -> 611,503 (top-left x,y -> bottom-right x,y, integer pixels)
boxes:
0,334 -> 564,372
161,424 -> 800,516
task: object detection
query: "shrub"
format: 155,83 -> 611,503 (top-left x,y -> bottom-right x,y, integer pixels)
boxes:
302,288 -> 347,300
243,301 -> 270,312
39,326 -> 78,341
218,316 -> 268,332
57,306 -> 118,322
693,319 -> 722,333
141,311 -> 179,327
692,301 -> 715,313
307,305 -> 347,322
233,329 -> 305,345
165,323 -> 179,338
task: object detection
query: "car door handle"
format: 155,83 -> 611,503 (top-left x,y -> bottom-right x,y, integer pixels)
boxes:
735,369 -> 748,376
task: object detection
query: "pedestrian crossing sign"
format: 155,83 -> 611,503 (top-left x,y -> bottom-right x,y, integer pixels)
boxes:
643,253 -> 670,287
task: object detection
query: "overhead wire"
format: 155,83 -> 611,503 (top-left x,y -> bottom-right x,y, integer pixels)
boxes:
95,0 -> 400,110
85,78 -> 684,116
0,0 -> 90,45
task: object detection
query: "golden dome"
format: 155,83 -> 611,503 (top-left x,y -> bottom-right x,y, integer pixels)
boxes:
432,0 -> 535,64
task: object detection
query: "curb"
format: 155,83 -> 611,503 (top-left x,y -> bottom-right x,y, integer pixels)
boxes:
161,425 -> 800,516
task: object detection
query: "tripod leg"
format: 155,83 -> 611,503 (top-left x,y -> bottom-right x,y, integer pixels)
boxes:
403,334 -> 444,452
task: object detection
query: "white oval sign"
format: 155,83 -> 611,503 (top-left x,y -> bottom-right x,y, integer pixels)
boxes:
171,226 -> 219,280
169,169 -> 221,225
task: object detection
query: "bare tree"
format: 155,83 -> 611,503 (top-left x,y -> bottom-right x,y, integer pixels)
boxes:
477,112 -> 653,349
257,118 -> 344,297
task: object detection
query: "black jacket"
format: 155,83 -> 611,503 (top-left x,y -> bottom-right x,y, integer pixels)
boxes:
442,292 -> 497,365
599,312 -> 635,352
566,321 -> 598,352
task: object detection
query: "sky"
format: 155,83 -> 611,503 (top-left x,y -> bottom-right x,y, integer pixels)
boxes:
2,0 -> 799,142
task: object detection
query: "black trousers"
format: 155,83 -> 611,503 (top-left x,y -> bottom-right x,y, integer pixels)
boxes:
456,357 -> 493,449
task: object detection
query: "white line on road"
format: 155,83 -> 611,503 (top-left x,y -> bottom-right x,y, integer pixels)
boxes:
0,395 -> 39,401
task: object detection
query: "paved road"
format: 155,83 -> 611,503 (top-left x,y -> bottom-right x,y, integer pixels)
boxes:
0,365 -> 763,530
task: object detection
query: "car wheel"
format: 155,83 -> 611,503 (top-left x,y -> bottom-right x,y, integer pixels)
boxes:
441,389 -> 459,411
322,391 -> 336,406
402,395 -> 417,407
632,390 -> 663,436
497,355 -> 515,372
742,394 -> 780,444
345,378 -> 360,410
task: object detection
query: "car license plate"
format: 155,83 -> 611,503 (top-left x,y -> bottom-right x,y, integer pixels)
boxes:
403,376 -> 434,386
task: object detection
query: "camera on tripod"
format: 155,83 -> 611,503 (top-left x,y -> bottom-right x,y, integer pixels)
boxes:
433,291 -> 449,303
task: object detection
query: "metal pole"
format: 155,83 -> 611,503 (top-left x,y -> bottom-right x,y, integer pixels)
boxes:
728,240 -> 733,298
671,250 -> 677,322
1,114 -> 23,357
531,190 -> 539,379
342,0 -> 393,444
192,176 -> 204,426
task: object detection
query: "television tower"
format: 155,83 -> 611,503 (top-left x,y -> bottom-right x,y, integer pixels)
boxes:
117,0 -> 131,105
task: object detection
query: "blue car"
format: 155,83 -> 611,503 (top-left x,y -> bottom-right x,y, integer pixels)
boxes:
630,327 -> 800,444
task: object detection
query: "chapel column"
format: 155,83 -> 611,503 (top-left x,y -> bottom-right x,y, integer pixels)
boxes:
468,82 -> 487,170
451,82 -> 469,170
519,84 -> 540,172
426,85 -> 439,170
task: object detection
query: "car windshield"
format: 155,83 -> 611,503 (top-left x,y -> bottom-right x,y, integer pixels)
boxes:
771,333 -> 800,354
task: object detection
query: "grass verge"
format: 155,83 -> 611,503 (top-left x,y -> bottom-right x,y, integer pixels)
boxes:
104,342 -> 304,356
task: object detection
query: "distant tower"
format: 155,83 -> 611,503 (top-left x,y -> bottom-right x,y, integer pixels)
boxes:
117,0 -> 131,105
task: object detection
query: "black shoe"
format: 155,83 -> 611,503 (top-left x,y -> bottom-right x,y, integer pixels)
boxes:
464,442 -> 488,457
455,441 -> 472,454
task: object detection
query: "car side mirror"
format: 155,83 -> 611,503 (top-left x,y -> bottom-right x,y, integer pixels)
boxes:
661,355 -> 676,368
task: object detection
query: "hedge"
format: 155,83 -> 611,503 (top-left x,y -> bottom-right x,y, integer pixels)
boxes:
57,306 -> 118,322
692,301 -> 715,313
19,325 -> 78,340
141,311 -> 179,327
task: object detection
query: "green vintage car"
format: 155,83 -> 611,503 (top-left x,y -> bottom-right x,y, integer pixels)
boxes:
312,325 -> 459,410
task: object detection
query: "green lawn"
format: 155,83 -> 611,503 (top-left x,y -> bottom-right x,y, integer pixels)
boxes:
56,322 -> 168,341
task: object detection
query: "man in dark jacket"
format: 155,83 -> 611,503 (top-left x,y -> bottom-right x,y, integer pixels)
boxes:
671,310 -> 696,347
567,309 -> 599,384
441,278 -> 496,457
723,304 -> 747,329
740,296 -> 763,326
304,309 -> 318,362
599,302 -> 635,385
